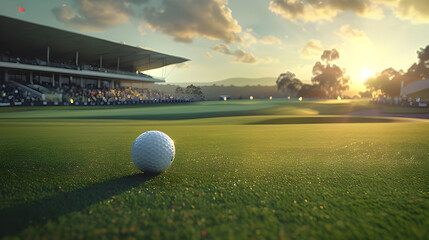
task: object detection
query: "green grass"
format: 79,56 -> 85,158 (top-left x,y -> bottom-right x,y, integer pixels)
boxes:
382,106 -> 429,114
0,99 -> 428,239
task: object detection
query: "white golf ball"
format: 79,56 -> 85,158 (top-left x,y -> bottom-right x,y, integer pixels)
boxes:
131,130 -> 175,173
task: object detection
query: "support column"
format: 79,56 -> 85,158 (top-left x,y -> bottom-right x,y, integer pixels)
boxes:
59,74 -> 62,88
100,56 -> 103,68
116,57 -> 120,72
80,77 -> 83,88
47,46 -> 50,66
75,51 -> 79,67
30,72 -> 33,84
110,80 -> 114,89
52,73 -> 55,87
97,79 -> 100,88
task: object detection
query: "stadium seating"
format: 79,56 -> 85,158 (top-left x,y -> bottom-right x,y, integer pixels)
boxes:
0,82 -> 191,107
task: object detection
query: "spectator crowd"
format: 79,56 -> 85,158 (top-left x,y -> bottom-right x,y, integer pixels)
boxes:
0,82 -> 190,107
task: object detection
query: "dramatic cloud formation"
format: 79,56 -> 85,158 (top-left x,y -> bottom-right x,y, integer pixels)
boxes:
52,0 -> 244,41
338,25 -> 369,43
52,0 -> 136,32
212,43 -> 258,63
269,0 -> 429,23
300,39 -> 324,57
143,0 -> 242,43
394,0 -> 429,23
269,0 -> 384,22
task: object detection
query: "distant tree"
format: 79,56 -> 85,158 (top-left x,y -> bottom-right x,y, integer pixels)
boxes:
185,84 -> 204,100
311,49 -> 350,98
175,86 -> 184,98
298,84 -> 325,98
416,45 -> 429,79
175,86 -> 183,94
358,90 -> 372,98
365,68 -> 402,97
399,45 -> 429,86
321,49 -> 339,62
276,71 -> 303,97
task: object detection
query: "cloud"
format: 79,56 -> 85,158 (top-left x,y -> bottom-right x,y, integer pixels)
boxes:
234,49 -> 259,63
239,28 -> 282,47
53,0 -> 245,42
212,43 -> 259,63
300,39 -> 324,57
261,57 -> 280,64
142,0 -> 242,43
394,0 -> 429,23
212,43 -> 231,54
241,29 -> 258,47
269,0 -> 384,22
260,35 -> 283,45
52,0 -> 135,32
206,52 -> 213,58
138,23 -> 147,36
338,25 -> 369,43
269,0 -> 429,23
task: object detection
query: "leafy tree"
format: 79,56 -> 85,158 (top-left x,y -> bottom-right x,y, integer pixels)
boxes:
175,86 -> 184,94
416,45 -> 429,79
358,90 -> 372,98
185,84 -> 204,100
311,49 -> 350,98
365,68 -> 402,97
276,71 -> 303,97
400,45 -> 429,86
175,86 -> 184,98
298,84 -> 325,98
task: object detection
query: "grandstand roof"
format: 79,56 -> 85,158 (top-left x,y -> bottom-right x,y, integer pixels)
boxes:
0,15 -> 188,72
402,78 -> 429,97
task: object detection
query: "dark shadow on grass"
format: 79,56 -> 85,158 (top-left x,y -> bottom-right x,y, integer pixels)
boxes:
249,116 -> 398,125
0,172 -> 159,237
1,110 -> 273,121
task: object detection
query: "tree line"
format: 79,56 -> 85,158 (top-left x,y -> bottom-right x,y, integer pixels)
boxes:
276,45 -> 429,98
175,84 -> 204,100
276,49 -> 350,98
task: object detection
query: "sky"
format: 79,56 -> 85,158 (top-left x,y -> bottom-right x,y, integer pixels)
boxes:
1,0 -> 428,91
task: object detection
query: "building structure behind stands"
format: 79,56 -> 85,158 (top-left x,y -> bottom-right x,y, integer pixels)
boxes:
400,78 -> 429,107
0,15 -> 189,106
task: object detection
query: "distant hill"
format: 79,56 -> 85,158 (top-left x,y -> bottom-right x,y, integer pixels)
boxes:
211,77 -> 277,86
168,77 -> 277,87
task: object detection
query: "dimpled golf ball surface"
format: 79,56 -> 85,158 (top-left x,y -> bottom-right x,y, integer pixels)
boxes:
131,131 -> 175,173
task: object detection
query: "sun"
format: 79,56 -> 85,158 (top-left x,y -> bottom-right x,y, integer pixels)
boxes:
360,69 -> 374,82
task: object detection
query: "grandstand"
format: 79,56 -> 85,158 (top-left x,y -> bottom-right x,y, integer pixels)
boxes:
0,15 -> 189,106
401,78 -> 429,102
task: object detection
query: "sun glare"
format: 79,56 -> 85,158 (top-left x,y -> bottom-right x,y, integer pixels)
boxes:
360,69 -> 374,81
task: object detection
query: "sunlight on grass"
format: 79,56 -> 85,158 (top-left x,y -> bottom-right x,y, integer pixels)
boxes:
0,99 -> 428,239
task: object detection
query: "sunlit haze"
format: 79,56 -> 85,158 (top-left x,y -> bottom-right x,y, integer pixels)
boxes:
360,69 -> 374,82
1,0 -> 428,93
